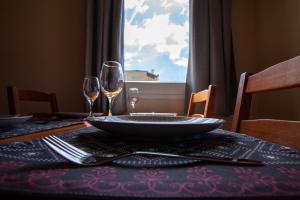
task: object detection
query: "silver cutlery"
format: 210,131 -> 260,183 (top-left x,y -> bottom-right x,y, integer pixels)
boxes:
42,135 -> 264,166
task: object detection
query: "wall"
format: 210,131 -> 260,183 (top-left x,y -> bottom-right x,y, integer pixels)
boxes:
254,0 -> 300,120
232,0 -> 300,120
232,0 -> 259,76
0,0 -> 86,114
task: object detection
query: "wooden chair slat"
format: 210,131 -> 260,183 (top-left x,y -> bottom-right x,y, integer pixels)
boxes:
187,85 -> 216,118
191,89 -> 209,103
240,119 -> 300,150
7,86 -> 59,115
246,55 -> 300,93
18,90 -> 55,102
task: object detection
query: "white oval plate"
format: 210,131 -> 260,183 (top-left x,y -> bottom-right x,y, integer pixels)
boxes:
88,115 -> 224,138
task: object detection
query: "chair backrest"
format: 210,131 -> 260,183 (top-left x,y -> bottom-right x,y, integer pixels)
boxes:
231,55 -> 300,150
187,84 -> 216,118
7,86 -> 58,115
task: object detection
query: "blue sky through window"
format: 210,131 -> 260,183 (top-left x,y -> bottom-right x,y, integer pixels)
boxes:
124,0 -> 189,82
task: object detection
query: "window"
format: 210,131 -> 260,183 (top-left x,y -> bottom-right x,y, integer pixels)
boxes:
124,0 -> 189,82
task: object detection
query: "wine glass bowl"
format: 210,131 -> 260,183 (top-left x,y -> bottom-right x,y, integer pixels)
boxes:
128,88 -> 139,113
83,76 -> 100,119
100,61 -> 124,116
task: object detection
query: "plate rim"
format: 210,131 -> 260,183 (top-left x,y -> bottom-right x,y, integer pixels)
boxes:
88,115 -> 225,126
0,115 -> 32,127
0,115 -> 32,120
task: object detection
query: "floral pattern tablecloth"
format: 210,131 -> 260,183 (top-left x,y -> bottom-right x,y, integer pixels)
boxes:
0,126 -> 300,200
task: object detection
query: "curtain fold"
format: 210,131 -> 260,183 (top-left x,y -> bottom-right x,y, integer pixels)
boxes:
85,0 -> 126,115
185,0 -> 236,116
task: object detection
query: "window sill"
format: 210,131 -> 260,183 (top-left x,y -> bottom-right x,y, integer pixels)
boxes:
125,81 -> 186,115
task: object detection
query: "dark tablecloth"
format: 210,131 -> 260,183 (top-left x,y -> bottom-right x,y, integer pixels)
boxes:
0,126 -> 300,200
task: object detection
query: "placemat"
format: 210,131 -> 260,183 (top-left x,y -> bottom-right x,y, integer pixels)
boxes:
0,121 -> 83,139
1,126 -> 299,167
55,127 -> 300,167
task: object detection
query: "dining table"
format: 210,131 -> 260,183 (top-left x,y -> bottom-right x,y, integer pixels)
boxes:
0,115 -> 300,200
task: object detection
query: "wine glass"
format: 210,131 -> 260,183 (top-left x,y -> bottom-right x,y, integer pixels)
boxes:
100,61 -> 124,116
128,88 -> 139,113
83,76 -> 100,119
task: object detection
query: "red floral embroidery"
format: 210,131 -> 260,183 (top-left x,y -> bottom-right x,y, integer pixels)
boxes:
81,166 -> 121,192
134,169 -> 169,182
0,161 -> 26,171
1,160 -> 300,198
277,167 -> 300,190
28,169 -> 72,190
183,166 -> 223,195
122,169 -> 183,195
278,167 -> 300,180
230,167 -> 280,194
0,161 -> 27,186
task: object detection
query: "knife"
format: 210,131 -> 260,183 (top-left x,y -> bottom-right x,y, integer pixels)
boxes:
134,151 -> 264,166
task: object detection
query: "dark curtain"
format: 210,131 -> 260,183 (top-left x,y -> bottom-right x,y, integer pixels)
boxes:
85,0 -> 126,115
185,0 -> 236,116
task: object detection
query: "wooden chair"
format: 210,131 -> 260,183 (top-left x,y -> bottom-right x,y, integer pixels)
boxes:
7,86 -> 58,115
231,55 -> 300,150
187,85 -> 216,118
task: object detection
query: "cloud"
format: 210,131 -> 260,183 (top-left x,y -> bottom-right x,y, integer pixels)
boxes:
125,12 -> 188,67
126,0 -> 150,23
162,0 -> 188,9
166,34 -> 178,45
124,0 -> 189,81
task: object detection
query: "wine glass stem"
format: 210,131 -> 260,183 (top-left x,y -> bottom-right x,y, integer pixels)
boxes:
89,100 -> 93,117
108,97 -> 113,116
131,103 -> 135,113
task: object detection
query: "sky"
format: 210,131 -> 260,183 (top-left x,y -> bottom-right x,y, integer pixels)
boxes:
124,0 -> 189,82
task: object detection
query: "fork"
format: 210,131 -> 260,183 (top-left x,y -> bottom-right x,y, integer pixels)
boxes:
42,135 -> 264,166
